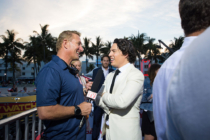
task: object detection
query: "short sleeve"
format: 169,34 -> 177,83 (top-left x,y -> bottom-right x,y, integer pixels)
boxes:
35,67 -> 61,107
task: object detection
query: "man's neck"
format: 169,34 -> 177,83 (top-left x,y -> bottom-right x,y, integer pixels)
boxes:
186,29 -> 205,37
57,51 -> 72,65
117,61 -> 129,69
102,66 -> 109,70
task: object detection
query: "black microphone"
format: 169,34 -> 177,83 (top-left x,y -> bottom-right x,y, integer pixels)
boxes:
87,69 -> 103,102
76,69 -> 103,140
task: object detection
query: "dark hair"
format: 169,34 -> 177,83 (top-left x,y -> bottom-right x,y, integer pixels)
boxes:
179,0 -> 210,36
148,64 -> 161,86
101,54 -> 110,61
113,39 -> 136,63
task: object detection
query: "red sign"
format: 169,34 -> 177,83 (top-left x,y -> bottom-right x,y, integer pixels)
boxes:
0,102 -> 36,119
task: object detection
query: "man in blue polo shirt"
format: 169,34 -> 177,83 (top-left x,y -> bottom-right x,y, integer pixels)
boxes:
35,30 -> 92,140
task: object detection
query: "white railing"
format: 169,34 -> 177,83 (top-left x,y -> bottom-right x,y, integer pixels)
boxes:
0,108 -> 43,140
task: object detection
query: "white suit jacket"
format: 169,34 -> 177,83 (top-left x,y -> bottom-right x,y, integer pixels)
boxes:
95,64 -> 144,140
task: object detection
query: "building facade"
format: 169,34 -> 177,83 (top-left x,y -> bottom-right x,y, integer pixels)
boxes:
0,59 -> 44,82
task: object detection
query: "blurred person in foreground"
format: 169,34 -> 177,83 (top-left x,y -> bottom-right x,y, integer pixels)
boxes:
152,0 -> 210,139
95,39 -> 144,140
35,30 -> 92,140
92,54 -> 114,140
167,27 -> 210,140
140,64 -> 160,140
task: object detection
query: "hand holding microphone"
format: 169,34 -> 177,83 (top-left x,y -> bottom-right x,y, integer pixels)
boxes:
76,69 -> 104,139
77,102 -> 92,116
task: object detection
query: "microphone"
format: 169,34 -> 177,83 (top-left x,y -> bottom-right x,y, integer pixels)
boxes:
86,69 -> 103,101
76,69 -> 103,140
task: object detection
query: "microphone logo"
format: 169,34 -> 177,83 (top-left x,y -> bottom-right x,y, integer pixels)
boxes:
87,91 -> 97,100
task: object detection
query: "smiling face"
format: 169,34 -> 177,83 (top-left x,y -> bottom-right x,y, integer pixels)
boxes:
66,34 -> 83,60
73,61 -> 81,71
109,43 -> 129,68
101,56 -> 110,69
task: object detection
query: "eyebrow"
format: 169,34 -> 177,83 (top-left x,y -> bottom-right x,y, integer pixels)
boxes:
110,49 -> 118,51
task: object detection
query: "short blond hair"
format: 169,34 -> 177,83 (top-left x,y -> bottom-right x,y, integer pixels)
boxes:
56,30 -> 81,52
71,59 -> 81,65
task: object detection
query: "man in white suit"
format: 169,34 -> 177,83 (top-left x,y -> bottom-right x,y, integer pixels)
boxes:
95,39 -> 144,140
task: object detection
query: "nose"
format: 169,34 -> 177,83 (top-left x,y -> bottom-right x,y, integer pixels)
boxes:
109,51 -> 112,57
80,45 -> 84,52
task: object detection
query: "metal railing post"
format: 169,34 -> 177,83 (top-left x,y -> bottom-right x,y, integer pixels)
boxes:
16,120 -> 20,140
38,119 -> 42,135
5,124 -> 9,140
24,116 -> 29,140
32,113 -> 36,140
0,108 -> 37,140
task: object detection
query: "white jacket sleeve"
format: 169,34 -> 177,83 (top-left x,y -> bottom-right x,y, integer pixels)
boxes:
102,72 -> 144,109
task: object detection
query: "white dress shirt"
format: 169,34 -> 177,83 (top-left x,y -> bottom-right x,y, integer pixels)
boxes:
102,66 -> 109,78
152,36 -> 197,140
116,63 -> 131,81
166,28 -> 210,140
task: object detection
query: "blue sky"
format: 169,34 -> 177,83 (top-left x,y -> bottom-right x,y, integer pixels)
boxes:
0,0 -> 183,61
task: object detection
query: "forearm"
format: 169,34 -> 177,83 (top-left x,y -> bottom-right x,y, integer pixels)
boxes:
37,104 -> 75,120
95,96 -> 110,114
102,78 -> 143,109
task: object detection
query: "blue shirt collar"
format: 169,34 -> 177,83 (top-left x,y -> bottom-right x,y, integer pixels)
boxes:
52,55 -> 68,70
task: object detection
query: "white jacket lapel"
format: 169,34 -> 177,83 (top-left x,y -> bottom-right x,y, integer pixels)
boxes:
112,65 -> 134,94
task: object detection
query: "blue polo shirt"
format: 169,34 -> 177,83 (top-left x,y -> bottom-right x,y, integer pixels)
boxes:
35,55 -> 85,140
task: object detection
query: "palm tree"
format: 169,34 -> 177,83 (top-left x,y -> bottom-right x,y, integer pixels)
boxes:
24,36 -> 43,79
48,37 -> 57,57
0,30 -> 25,83
8,62 -> 21,72
80,37 -> 93,73
169,36 -> 184,53
87,63 -> 95,73
144,37 -> 161,63
100,41 -> 112,55
33,24 -> 54,64
91,36 -> 104,67
0,32 -> 11,81
129,32 -> 147,69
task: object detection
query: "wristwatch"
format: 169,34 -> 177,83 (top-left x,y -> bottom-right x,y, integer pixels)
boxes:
74,105 -> 81,116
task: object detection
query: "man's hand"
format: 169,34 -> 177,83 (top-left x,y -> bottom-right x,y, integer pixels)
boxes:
85,79 -> 93,92
148,94 -> 153,100
78,102 -> 92,116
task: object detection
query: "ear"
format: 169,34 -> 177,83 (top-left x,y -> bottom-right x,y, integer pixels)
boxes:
62,40 -> 68,49
124,54 -> 128,59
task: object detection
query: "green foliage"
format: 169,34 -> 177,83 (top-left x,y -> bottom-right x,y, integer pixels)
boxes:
169,36 -> 184,53
0,30 -> 25,83
91,36 -> 104,67
129,31 -> 147,68
33,24 -> 56,63
86,63 -> 95,73
80,37 -> 93,73
100,41 -> 112,55
8,63 -> 21,72
0,25 -> 185,76
144,37 -> 161,63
